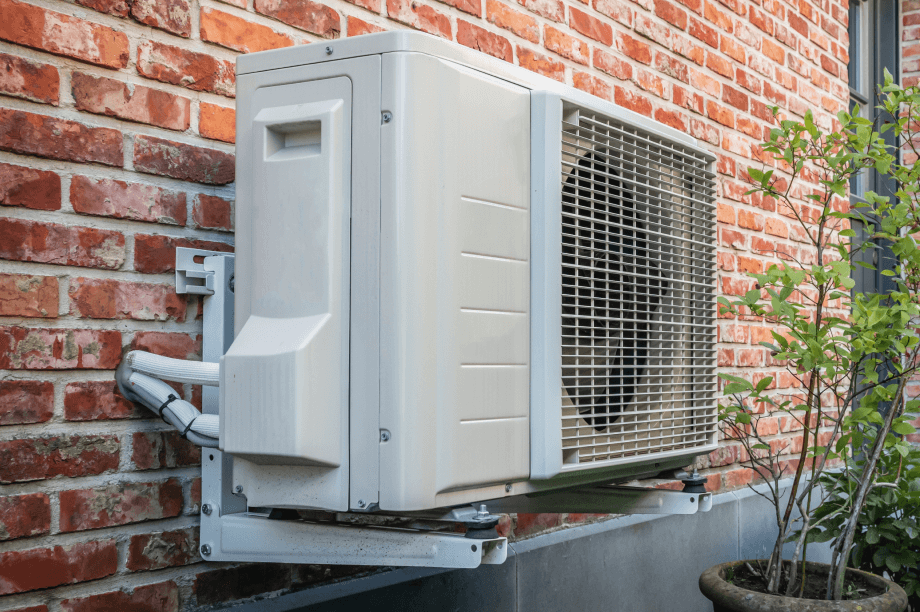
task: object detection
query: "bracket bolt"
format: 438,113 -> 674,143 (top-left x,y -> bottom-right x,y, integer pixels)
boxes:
325,46 -> 333,55
200,544 -> 212,556
202,504 -> 212,516
228,275 -> 235,292
380,430 -> 390,442
477,504 -> 488,518
382,111 -> 392,123
357,499 -> 366,508
234,485 -> 243,494
504,483 -> 512,493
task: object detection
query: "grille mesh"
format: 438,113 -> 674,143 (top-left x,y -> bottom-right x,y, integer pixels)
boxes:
560,106 -> 718,467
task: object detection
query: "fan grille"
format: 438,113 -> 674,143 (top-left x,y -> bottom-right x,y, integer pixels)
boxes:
560,106 -> 718,467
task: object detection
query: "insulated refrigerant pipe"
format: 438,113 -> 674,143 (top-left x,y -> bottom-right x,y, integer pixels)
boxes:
116,350 -> 220,448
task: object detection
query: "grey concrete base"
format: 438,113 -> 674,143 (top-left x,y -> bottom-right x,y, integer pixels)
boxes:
222,481 -> 831,612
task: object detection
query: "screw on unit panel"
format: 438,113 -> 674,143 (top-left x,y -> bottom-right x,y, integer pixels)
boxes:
325,46 -> 333,55
202,504 -> 212,516
200,544 -> 212,556
357,499 -> 366,508
382,112 -> 392,123
234,485 -> 243,494
380,430 -> 390,442
504,483 -> 512,493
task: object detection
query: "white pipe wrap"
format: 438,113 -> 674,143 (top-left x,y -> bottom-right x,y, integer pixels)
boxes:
125,350 -> 220,386
126,371 -> 220,446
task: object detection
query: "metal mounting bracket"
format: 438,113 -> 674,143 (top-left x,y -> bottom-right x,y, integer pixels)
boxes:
480,485 -> 712,515
175,247 -> 218,295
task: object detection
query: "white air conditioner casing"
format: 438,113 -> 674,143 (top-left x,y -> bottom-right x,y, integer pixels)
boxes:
222,32 -> 719,513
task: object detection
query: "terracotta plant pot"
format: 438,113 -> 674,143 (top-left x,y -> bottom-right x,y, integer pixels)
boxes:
699,560 -> 908,612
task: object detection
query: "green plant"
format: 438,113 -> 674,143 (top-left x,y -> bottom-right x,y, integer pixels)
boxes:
717,72 -> 920,600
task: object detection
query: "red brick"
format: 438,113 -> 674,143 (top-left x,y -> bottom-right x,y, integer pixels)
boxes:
635,69 -> 668,98
721,35 -> 745,63
69,278 -> 187,322
614,86 -> 653,116
437,0 -> 481,16
4,606 -> 47,612
0,493 -> 50,541
127,528 -> 199,571
136,0 -> 193,35
137,41 -> 235,98
199,103 -> 235,144
788,10 -> 808,37
0,327 -> 122,370
593,0 -> 632,25
62,581 -> 179,612
617,31 -> 652,64
70,176 -> 186,225
749,8 -> 773,34
704,0 -> 732,31
64,381 -> 141,421
0,0 -> 129,68
75,0 -> 130,17
654,0 -> 687,29
517,46 -> 565,81
690,68 -> 720,96
0,218 -> 125,270
71,72 -> 189,131
544,26 -> 589,65
736,256 -> 762,274
132,430 -> 200,470
722,84 -> 748,111
635,13 -> 672,47
570,6 -> 613,44
345,0 -> 381,12
0,53 -> 58,105
457,20 -> 512,61
594,48 -> 633,80
674,85 -> 704,114
735,68 -> 762,94
706,51 -> 733,77
654,52 -> 689,81
0,274 -> 57,318
718,347 -> 734,365
0,540 -> 117,595
762,37 -> 785,64
255,0 -> 341,37
520,0 -> 564,21
689,17 -> 718,46
0,162 -> 60,211
347,16 -> 385,36
131,331 -> 201,360
60,479 -> 183,532
514,512 -> 562,537
654,108 -> 688,131
193,194 -> 233,231
0,381 -> 53,425
201,7 -> 294,53
0,435 -> 120,483
134,135 -> 234,185
487,0 -> 539,42
573,72 -> 612,100
723,467 -> 754,488
0,108 -> 122,167
706,100 -> 735,128
386,0 -> 451,36
689,117 -> 719,144
134,234 -> 233,274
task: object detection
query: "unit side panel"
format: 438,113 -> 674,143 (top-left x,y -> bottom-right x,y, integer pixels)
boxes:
379,52 -> 531,510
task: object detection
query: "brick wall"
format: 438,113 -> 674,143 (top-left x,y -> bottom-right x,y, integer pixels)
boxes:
0,0 -> 864,607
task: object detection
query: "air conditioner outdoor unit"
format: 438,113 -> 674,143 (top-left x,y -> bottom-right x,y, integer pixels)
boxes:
214,30 -> 719,516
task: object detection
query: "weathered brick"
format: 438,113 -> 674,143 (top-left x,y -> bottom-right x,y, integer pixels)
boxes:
134,135 -> 234,185
201,8 -> 294,53
0,327 -> 122,370
654,0 -> 688,29
132,431 -> 200,470
762,37 -> 785,63
573,72 -> 612,100
0,381 -> 54,425
0,0 -> 129,68
487,0 -> 539,42
722,83 -> 749,111
65,381 -> 141,421
520,0 -> 564,21
61,581 -> 179,612
569,6 -> 613,44
704,0 -> 732,31
707,100 -> 735,128
0,274 -> 58,318
654,108 -> 688,131
544,26 -> 589,65
706,51 -> 733,77
437,0 -> 481,16
594,48 -> 634,80
345,0 -> 381,12
59,479 -> 183,532
0,218 -> 125,270
192,194 -> 233,231
137,41 -> 235,98
70,278 -> 188,322
654,52 -> 689,82
0,540 -> 117,595
0,163 -> 61,210
514,513 -> 562,537
200,103 -> 236,144
617,31 -> 652,64
0,435 -> 120,483
0,109 -> 123,167
635,69 -> 668,99
614,86 -> 653,116
347,15 -> 385,36
386,0 -> 451,37
517,46 -> 565,81
0,493 -> 50,541
255,0 -> 341,37
70,176 -> 186,226
130,331 -> 201,361
594,0 -> 632,24
71,73 -> 190,131
127,527 -> 199,571
456,20 -> 512,61
131,0 -> 191,35
134,234 -> 233,274
0,53 -> 58,105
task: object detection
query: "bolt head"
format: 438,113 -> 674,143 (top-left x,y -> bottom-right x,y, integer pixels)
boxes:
202,504 -> 212,516
325,46 -> 333,55
201,544 -> 212,556
380,430 -> 390,442
504,483 -> 512,493
357,499 -> 366,508
382,111 -> 392,123
234,485 -> 243,494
